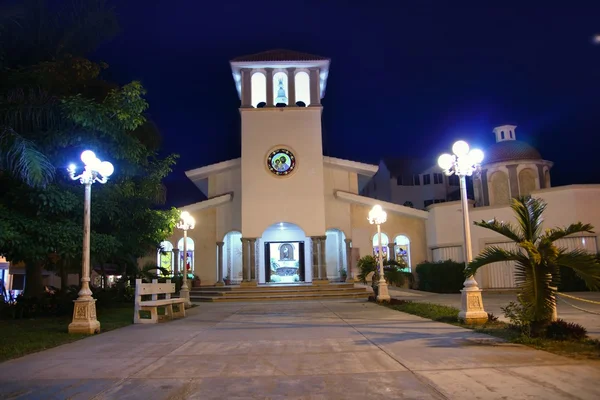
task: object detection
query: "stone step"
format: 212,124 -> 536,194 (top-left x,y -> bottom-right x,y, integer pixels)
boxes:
191,288 -> 369,298
191,283 -> 355,292
191,291 -> 370,302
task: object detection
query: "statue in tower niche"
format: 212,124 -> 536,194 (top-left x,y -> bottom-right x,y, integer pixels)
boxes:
279,243 -> 294,261
274,77 -> 288,105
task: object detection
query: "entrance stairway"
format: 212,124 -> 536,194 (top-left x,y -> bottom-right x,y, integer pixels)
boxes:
190,283 -> 370,302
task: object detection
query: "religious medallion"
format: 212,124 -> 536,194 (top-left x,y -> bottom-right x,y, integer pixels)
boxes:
266,148 -> 296,176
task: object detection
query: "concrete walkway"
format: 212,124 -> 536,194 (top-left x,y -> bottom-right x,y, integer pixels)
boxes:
385,287 -> 600,339
1,300 -> 599,399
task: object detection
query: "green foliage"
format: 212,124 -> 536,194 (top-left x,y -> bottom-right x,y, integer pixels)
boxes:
0,7 -> 180,297
389,300 -> 460,323
415,260 -> 465,293
545,319 -> 588,341
356,255 -> 412,287
467,196 -> 600,325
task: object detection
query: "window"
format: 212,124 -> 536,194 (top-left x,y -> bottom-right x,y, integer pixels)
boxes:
251,72 -> 266,107
177,237 -> 195,277
294,71 -> 310,106
393,235 -> 411,272
423,174 -> 431,185
448,174 -> 459,186
413,174 -> 420,185
433,173 -> 443,184
157,241 -> 174,275
501,131 -> 505,139
372,233 -> 390,260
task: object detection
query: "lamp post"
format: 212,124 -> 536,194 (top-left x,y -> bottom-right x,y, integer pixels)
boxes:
67,150 -> 114,334
438,140 -> 488,324
368,205 -> 390,302
177,210 -> 195,308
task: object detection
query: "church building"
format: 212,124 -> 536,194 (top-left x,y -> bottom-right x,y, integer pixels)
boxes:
157,50 -> 428,286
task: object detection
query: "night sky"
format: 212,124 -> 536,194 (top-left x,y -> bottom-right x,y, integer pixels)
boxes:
93,1 -> 600,207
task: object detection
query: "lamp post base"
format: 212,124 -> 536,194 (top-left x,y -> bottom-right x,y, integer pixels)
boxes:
68,298 -> 101,334
180,285 -> 192,309
459,288 -> 488,325
376,281 -> 391,303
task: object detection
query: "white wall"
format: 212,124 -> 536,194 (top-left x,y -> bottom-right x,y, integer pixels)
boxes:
426,185 -> 600,288
210,168 -> 242,239
241,108 -> 326,237
323,165 -> 354,236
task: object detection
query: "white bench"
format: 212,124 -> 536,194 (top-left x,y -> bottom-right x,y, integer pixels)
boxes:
134,278 -> 186,324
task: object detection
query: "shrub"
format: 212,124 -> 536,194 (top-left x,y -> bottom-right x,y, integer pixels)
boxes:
545,319 -> 588,341
501,300 -> 535,336
415,260 -> 465,293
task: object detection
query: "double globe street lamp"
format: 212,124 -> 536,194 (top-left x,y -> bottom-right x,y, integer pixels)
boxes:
67,150 -> 114,334
438,140 -> 488,324
368,204 -> 391,302
177,211 -> 195,308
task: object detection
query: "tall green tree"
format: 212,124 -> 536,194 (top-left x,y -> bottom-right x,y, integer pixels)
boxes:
0,2 -> 179,297
465,197 -> 600,329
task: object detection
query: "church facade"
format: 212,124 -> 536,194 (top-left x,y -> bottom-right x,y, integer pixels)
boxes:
151,49 -> 600,291
156,50 -> 429,286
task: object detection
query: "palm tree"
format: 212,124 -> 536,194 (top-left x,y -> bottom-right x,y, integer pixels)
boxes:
465,197 -> 600,329
0,127 -> 55,187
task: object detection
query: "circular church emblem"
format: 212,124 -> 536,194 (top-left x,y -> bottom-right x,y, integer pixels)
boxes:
266,148 -> 296,176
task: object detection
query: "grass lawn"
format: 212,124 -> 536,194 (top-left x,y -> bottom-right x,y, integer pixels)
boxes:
0,306 -> 133,363
386,300 -> 600,360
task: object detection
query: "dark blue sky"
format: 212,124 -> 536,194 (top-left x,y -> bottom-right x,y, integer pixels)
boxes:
94,1 -> 600,207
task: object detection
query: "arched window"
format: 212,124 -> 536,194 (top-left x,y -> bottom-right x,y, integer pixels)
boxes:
294,71 -> 310,106
394,235 -> 411,271
157,241 -> 174,275
177,237 -> 195,276
501,131 -> 505,139
372,233 -> 390,260
518,168 -> 537,196
490,171 -> 510,206
273,72 -> 288,105
251,72 -> 266,108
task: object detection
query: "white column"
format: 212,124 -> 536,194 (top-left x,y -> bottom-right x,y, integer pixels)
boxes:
287,67 -> 296,106
266,68 -> 274,107
240,68 -> 252,107
309,68 -> 321,106
344,238 -> 353,282
216,241 -> 224,286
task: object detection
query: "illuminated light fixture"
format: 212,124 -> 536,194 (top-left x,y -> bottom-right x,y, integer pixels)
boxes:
438,140 -> 488,324
367,204 -> 390,303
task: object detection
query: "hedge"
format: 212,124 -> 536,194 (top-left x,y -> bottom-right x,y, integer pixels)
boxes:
415,260 -> 465,293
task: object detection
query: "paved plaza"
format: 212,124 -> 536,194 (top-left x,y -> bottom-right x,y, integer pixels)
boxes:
1,300 -> 600,399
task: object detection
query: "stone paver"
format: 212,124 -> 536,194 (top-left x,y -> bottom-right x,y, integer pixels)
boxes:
1,300 -> 599,399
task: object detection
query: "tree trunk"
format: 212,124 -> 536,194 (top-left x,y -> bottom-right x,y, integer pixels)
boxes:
24,261 -> 44,297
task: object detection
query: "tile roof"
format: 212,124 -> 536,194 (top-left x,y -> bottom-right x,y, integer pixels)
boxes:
231,49 -> 329,62
484,140 -> 542,164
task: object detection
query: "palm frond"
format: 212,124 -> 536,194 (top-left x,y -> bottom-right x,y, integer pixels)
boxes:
0,127 -> 55,187
474,219 -> 522,243
511,196 -> 546,242
465,246 -> 524,277
514,258 -> 555,322
542,223 -> 595,244
555,249 -> 600,291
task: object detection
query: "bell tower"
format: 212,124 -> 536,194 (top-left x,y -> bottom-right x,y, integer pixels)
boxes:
229,49 -> 331,238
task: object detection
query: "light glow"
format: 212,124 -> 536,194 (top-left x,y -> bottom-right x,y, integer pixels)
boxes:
81,150 -> 96,166
368,204 -> 387,225
98,161 -> 114,177
452,140 -> 470,157
469,148 -> 484,164
438,154 -> 454,170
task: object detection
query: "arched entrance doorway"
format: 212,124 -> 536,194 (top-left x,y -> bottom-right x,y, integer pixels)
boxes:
259,222 -> 311,284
